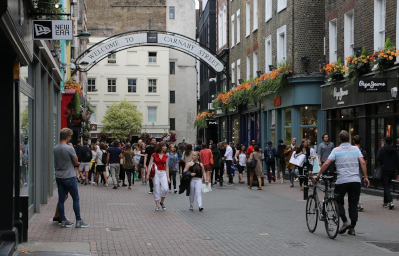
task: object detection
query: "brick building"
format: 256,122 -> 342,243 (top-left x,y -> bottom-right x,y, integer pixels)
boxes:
86,0 -> 166,36
321,0 -> 399,189
214,0 -> 327,148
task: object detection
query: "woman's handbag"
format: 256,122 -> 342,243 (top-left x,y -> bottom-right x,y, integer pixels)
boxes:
289,153 -> 306,167
373,166 -> 382,180
149,162 -> 157,178
247,157 -> 257,169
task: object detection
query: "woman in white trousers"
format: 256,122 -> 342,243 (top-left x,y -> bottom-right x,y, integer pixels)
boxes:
183,151 -> 206,212
147,142 -> 170,211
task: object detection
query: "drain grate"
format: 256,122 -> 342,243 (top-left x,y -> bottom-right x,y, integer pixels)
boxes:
286,242 -> 308,248
366,242 -> 399,252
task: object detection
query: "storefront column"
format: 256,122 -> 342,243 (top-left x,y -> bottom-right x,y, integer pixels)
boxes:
291,107 -> 301,141
0,52 -> 18,243
317,109 -> 327,144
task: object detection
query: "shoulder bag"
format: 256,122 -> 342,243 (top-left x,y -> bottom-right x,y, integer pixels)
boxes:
149,162 -> 157,178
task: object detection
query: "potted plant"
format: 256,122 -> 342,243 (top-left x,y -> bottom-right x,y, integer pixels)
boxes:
345,48 -> 371,86
322,58 -> 347,85
371,38 -> 399,76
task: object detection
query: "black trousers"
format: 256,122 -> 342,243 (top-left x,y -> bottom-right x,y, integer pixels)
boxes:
381,170 -> 395,203
334,182 -> 361,228
219,161 -> 225,185
212,167 -> 219,183
169,171 -> 177,190
119,165 -> 125,184
149,177 -> 154,192
226,160 -> 233,184
125,168 -> 134,186
179,162 -> 185,176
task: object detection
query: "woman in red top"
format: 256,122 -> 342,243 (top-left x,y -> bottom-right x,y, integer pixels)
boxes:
200,143 -> 213,184
147,142 -> 170,211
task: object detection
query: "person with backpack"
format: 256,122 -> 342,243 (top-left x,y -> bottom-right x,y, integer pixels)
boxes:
79,140 -> 92,185
95,142 -> 109,186
276,140 -> 286,183
376,137 -> 399,210
264,141 -> 277,183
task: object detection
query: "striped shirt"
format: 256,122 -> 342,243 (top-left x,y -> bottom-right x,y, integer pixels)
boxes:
327,142 -> 363,184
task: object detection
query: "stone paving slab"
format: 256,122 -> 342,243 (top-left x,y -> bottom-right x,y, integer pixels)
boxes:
16,173 -> 399,256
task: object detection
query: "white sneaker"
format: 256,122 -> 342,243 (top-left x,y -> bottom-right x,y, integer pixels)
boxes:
280,179 -> 283,184
388,202 -> 395,210
105,183 -> 109,187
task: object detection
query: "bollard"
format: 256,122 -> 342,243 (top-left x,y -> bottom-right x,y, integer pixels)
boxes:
303,165 -> 309,200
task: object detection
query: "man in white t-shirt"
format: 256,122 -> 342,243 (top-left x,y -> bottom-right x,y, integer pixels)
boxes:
315,130 -> 369,236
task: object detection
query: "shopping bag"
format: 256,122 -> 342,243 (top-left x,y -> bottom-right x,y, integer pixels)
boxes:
289,153 -> 306,167
373,166 -> 382,180
312,158 -> 320,174
230,164 -> 236,176
105,166 -> 110,177
202,183 -> 212,193
134,171 -> 138,180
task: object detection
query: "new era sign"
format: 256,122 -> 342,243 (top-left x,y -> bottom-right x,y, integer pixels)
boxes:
33,20 -> 73,40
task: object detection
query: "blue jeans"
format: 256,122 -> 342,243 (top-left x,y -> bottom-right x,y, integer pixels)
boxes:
56,177 -> 81,221
266,162 -> 276,182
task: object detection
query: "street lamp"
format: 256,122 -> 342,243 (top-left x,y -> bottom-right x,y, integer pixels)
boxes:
75,31 -> 91,40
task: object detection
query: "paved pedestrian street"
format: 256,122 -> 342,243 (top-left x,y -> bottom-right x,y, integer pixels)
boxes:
17,175 -> 399,256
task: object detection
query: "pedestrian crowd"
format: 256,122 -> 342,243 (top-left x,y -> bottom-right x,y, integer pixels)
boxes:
53,128 -> 398,236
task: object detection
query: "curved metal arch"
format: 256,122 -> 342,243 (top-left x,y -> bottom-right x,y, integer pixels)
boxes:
75,30 -> 225,73
82,43 -> 225,74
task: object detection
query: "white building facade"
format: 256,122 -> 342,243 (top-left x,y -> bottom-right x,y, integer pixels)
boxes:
166,0 -> 197,144
87,41 -> 170,139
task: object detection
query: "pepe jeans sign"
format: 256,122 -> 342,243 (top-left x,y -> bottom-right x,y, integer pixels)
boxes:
78,33 -> 224,72
358,78 -> 388,92
333,87 -> 349,105
33,20 -> 73,40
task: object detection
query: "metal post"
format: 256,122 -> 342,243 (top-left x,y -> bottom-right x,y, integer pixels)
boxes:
303,165 -> 309,200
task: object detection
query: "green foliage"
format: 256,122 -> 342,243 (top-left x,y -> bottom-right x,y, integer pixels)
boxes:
33,0 -> 64,20
385,37 -> 392,48
101,99 -> 143,140
21,106 -> 29,133
70,92 -> 81,119
194,118 -> 206,130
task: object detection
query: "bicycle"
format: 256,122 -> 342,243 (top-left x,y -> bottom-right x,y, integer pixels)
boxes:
306,175 -> 340,239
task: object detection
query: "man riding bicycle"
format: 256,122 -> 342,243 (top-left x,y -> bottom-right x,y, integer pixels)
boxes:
314,130 -> 369,236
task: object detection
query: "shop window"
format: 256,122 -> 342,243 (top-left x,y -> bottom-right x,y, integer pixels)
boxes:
232,118 -> 240,144
377,102 -> 394,114
87,78 -> 96,92
285,128 -> 292,145
301,106 -> 317,125
271,110 -> 276,127
340,108 -> 353,118
20,92 -> 33,204
148,79 -> 157,93
108,53 -> 116,64
148,52 -> 157,63
285,108 -> 291,126
301,127 -> 317,147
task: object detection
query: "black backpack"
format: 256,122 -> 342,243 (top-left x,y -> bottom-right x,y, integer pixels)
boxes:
101,150 -> 108,165
265,147 -> 275,163
81,147 -> 92,162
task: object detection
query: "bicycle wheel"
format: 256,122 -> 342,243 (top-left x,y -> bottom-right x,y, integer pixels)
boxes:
324,198 -> 340,239
306,195 -> 318,233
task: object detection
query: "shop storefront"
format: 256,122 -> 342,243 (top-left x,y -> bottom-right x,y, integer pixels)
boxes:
261,76 -> 326,150
241,103 -> 260,147
321,67 -> 399,183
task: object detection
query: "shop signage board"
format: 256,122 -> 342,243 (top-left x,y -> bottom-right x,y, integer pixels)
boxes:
33,20 -> 73,40
321,73 -> 397,110
90,124 -> 97,131
358,78 -> 388,92
273,96 -> 281,106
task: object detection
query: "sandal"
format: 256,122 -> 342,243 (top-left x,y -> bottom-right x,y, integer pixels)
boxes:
257,187 -> 262,190
248,186 -> 252,189
128,186 -> 132,189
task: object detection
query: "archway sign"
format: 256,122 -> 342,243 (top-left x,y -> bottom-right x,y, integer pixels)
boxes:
75,30 -> 225,73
